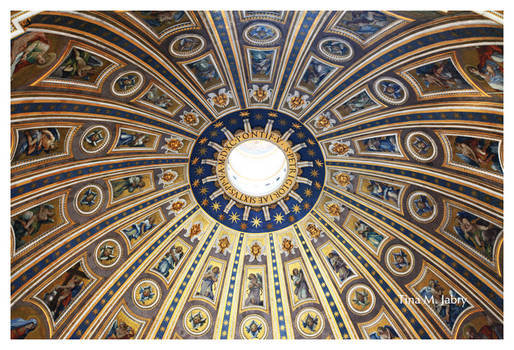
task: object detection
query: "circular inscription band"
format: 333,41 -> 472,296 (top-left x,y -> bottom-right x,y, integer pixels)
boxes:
216,130 -> 298,206
188,109 -> 325,233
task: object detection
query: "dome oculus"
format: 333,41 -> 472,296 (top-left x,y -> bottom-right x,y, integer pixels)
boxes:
218,132 -> 297,205
189,109 -> 325,233
226,139 -> 289,197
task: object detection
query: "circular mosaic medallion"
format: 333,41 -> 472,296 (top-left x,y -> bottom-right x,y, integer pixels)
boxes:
296,308 -> 324,338
347,284 -> 375,315
373,77 -> 408,105
169,34 -> 205,58
239,314 -> 268,339
111,71 -> 144,96
183,306 -> 211,336
133,280 -> 160,309
318,37 -> 353,62
405,131 -> 437,162
243,23 -> 280,45
407,191 -> 438,223
80,125 -> 110,153
189,109 -> 325,233
385,245 -> 414,276
95,239 -> 121,268
74,184 -> 103,215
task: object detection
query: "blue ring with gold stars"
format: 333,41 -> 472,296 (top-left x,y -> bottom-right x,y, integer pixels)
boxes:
189,109 -> 325,233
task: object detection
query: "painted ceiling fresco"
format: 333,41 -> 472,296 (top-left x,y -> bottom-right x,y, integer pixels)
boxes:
10,10 -> 503,340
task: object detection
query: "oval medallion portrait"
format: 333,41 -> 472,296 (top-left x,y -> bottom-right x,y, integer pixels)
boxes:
80,125 -> 110,154
319,37 -> 353,62
169,34 -> 205,58
243,23 -> 280,45
405,131 -> 438,162
111,71 -> 144,97
183,306 -> 211,336
296,308 -> 324,338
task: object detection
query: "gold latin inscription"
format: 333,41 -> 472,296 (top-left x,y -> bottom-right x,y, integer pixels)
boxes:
216,130 -> 298,206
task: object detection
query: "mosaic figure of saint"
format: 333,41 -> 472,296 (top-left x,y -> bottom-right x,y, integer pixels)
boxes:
122,216 -> 155,241
112,175 -> 145,199
42,264 -> 89,321
326,250 -> 352,282
245,273 -> 263,306
355,220 -> 384,248
106,320 -> 135,339
291,268 -> 312,300
156,245 -> 184,278
11,32 -> 56,77
11,318 -> 38,339
196,265 -> 220,300
369,325 -> 399,339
